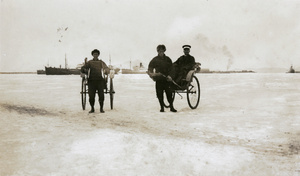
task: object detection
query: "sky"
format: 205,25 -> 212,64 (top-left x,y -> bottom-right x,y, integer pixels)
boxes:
1,0 -> 300,72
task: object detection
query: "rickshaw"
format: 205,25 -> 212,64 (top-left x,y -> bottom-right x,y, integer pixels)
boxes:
150,63 -> 201,109
80,70 -> 115,110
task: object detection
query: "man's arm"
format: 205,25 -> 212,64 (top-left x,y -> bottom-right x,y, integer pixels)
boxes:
147,59 -> 155,74
147,58 -> 162,79
187,56 -> 196,68
173,57 -> 181,65
182,56 -> 196,70
102,61 -> 110,75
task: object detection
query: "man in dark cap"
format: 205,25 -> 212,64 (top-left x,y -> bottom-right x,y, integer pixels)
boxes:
170,45 -> 196,85
147,45 -> 177,112
81,49 -> 110,113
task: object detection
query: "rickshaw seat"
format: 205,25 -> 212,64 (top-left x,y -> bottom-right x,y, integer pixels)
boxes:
171,62 -> 201,90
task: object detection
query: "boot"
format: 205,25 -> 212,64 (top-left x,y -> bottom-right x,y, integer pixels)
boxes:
158,98 -> 164,112
89,99 -> 95,113
100,101 -> 105,113
89,107 -> 95,113
167,93 -> 176,112
170,104 -> 177,113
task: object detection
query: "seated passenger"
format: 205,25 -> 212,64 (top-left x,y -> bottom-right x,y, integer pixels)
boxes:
170,45 -> 196,85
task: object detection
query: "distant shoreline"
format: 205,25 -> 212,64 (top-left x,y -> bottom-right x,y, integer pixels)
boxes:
0,72 -> 36,74
1,71 -> 297,74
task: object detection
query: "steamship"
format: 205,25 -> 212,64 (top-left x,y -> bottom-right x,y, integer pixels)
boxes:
45,54 -> 81,75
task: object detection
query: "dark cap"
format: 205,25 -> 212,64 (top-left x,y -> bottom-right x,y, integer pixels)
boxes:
157,44 -> 166,52
91,49 -> 100,55
182,45 -> 191,50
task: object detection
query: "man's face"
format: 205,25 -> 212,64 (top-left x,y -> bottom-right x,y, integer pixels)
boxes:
92,52 -> 99,58
184,49 -> 190,55
158,50 -> 165,57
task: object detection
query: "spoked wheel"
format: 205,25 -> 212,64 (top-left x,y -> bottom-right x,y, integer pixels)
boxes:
187,75 -> 200,109
81,77 -> 87,110
109,77 -> 114,110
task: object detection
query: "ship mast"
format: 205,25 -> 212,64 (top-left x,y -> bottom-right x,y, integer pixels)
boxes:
109,53 -> 111,65
65,53 -> 68,69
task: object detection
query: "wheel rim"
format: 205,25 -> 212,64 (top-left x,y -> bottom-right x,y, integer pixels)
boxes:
81,78 -> 87,110
110,78 -> 114,110
187,75 -> 200,109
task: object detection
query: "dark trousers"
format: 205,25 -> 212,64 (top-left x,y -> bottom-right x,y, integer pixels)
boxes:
155,80 -> 173,105
88,79 -> 105,107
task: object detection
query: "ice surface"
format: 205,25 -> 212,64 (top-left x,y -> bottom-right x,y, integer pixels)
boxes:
0,73 -> 299,175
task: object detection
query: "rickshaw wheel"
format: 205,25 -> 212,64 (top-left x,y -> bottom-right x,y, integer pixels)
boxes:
187,75 -> 200,109
81,77 -> 87,110
109,78 -> 114,110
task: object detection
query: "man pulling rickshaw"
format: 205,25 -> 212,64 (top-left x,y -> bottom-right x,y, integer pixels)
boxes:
147,44 -> 201,112
147,45 -> 177,113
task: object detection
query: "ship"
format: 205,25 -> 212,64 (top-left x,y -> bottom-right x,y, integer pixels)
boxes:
287,65 -> 300,73
121,62 -> 147,74
45,54 -> 81,75
287,65 -> 295,73
45,66 -> 81,75
37,69 -> 46,74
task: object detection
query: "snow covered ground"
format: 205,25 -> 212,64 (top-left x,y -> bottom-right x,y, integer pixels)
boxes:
0,73 -> 299,176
